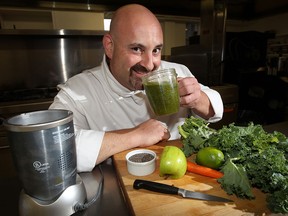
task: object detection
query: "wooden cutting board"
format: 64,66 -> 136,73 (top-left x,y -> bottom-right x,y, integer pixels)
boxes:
113,140 -> 271,216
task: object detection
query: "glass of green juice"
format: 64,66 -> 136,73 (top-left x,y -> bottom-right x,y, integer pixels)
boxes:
142,68 -> 180,116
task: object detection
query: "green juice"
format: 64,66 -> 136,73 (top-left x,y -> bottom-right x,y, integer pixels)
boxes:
144,81 -> 179,116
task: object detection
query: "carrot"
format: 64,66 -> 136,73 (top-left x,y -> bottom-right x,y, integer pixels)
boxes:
186,161 -> 224,179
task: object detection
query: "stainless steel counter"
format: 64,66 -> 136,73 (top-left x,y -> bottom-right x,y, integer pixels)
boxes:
76,158 -> 131,216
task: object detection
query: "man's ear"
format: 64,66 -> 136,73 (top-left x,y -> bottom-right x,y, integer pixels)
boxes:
103,34 -> 113,59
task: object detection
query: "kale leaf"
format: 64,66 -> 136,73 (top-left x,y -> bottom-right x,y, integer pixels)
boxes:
218,158 -> 254,199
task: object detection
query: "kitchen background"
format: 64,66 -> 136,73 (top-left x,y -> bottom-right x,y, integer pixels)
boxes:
1,0 -> 288,175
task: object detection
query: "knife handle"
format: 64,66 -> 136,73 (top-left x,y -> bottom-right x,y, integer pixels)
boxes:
133,179 -> 178,195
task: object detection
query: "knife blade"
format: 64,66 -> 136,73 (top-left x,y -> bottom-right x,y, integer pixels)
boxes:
133,179 -> 233,202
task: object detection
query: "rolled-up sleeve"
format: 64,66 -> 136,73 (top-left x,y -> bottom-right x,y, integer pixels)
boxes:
201,86 -> 224,122
75,130 -> 104,172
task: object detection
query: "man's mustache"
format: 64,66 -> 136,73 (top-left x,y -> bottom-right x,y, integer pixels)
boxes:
131,64 -> 156,73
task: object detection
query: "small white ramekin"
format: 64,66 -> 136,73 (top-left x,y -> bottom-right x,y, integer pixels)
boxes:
126,149 -> 156,176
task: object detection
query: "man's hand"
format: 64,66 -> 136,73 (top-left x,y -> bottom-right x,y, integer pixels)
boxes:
178,77 -> 214,119
132,119 -> 171,147
178,77 -> 201,108
97,119 -> 170,164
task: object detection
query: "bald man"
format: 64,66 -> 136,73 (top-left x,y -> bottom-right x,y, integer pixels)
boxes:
50,4 -> 223,172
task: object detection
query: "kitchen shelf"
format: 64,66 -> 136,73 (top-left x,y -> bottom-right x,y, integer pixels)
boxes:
0,29 -> 107,37
0,7 -> 105,31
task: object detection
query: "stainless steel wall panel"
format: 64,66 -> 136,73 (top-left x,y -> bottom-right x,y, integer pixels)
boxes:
0,32 -> 104,91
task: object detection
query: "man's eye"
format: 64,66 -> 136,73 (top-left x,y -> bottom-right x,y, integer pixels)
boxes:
132,47 -> 143,54
153,48 -> 162,55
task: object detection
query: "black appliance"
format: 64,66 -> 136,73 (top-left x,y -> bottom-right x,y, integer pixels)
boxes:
223,31 -> 271,84
223,31 -> 286,125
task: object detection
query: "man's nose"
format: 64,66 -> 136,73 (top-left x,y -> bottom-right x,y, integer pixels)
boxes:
141,52 -> 155,72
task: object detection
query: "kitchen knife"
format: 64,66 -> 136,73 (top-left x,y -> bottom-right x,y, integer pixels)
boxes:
133,179 -> 233,202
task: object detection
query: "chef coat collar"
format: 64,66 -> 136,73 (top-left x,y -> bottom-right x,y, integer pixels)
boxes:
102,55 -> 145,104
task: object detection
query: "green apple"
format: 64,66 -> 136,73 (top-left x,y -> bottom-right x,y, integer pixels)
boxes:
159,146 -> 187,179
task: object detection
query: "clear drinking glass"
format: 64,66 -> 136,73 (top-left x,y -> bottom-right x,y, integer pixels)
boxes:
142,68 -> 180,116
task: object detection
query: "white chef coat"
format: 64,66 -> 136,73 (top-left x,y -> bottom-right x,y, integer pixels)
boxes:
49,55 -> 223,172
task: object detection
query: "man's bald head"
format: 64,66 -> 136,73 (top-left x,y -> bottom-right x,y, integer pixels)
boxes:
109,4 -> 162,39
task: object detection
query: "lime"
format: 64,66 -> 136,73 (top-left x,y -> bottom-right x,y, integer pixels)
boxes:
196,147 -> 224,169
